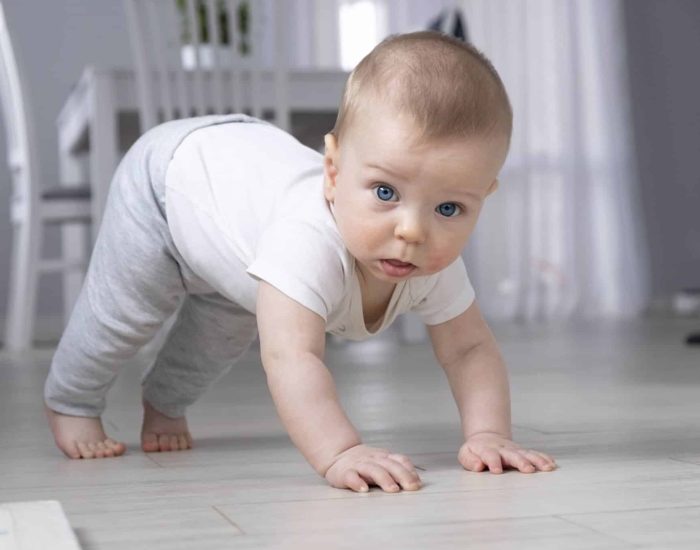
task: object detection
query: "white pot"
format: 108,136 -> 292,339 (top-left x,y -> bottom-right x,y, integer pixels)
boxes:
180,44 -> 227,70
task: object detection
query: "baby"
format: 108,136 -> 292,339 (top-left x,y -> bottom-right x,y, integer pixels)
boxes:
45,31 -> 556,493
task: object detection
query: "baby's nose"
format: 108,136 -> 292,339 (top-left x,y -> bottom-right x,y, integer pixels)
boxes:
394,214 -> 426,244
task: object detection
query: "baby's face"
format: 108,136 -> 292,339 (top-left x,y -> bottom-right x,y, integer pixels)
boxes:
323,105 -> 508,287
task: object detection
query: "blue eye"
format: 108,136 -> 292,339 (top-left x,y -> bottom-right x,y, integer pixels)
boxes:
375,185 -> 396,201
437,203 -> 461,217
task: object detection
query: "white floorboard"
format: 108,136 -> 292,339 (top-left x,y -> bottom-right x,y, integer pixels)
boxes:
1,316 -> 699,549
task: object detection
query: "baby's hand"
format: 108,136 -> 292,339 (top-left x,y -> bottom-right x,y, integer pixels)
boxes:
324,444 -> 422,493
459,432 -> 557,474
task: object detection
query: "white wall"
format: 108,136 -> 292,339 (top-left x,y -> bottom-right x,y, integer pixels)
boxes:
623,0 -> 700,299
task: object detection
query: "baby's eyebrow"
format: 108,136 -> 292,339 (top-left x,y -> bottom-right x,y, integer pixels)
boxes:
365,162 -> 405,179
451,188 -> 482,202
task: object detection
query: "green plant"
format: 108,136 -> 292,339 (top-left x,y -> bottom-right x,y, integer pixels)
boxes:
176,0 -> 250,55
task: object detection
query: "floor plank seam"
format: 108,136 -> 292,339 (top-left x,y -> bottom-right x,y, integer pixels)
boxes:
556,503 -> 700,518
554,514 -> 636,546
144,454 -> 165,468
212,505 -> 245,535
209,490 -> 427,507
668,457 -> 700,467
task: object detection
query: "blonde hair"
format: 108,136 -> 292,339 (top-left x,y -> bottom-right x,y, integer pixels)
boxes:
331,31 -> 512,147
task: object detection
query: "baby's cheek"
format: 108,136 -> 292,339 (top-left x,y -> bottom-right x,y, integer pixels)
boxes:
347,224 -> 381,254
423,253 -> 452,274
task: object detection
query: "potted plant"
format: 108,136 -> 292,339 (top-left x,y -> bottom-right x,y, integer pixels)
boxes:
177,0 -> 250,69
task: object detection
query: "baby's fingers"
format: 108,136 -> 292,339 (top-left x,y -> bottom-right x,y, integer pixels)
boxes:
459,448 -> 486,472
479,448 -> 505,474
500,448 -> 536,473
523,450 -> 557,471
355,462 -> 401,493
343,469 -> 370,493
376,457 -> 422,491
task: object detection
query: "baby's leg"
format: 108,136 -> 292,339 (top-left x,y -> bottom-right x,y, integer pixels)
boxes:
44,143 -> 187,459
141,293 -> 258,452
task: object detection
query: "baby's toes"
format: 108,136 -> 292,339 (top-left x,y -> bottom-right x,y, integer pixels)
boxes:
141,433 -> 159,452
105,438 -> 126,456
158,434 -> 173,451
77,441 -> 95,459
142,432 -> 192,452
99,441 -> 115,458
60,440 -> 81,459
92,442 -> 107,458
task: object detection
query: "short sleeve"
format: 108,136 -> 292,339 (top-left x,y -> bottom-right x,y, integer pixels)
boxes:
246,220 -> 347,320
411,257 -> 475,325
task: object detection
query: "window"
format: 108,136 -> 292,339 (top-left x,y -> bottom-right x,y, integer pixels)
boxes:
338,0 -> 387,70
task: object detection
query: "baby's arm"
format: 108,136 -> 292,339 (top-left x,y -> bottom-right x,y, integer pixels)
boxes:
256,281 -> 422,492
427,300 -> 557,474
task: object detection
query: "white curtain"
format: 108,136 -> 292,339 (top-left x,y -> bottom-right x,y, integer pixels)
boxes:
460,0 -> 650,321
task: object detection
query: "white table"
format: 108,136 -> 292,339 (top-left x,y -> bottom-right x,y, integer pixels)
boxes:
57,65 -> 348,229
55,65 -> 348,318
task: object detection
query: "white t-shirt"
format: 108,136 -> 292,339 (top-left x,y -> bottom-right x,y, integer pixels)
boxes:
164,120 -> 475,341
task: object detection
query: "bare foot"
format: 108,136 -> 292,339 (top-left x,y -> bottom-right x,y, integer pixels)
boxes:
141,400 -> 193,452
45,405 -> 126,459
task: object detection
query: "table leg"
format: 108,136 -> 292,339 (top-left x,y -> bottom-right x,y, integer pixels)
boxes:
88,69 -> 119,238
58,145 -> 90,327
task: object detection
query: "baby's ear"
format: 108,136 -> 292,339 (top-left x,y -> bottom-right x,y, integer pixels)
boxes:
324,132 -> 338,159
323,133 -> 339,201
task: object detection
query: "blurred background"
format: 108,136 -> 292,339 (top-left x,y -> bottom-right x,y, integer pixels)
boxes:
0,0 -> 698,347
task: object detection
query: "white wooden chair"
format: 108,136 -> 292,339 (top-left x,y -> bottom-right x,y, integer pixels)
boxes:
124,0 -> 291,134
0,3 -> 91,351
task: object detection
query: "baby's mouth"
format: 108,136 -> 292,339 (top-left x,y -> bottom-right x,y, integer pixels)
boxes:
380,259 -> 416,277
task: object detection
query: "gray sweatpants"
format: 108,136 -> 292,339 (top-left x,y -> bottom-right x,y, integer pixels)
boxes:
44,114 -> 263,419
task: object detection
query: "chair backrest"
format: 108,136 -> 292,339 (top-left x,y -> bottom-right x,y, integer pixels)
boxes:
124,0 -> 290,134
0,2 -> 40,220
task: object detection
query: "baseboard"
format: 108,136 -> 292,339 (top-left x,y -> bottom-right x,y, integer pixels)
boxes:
0,314 -> 65,348
643,294 -> 700,319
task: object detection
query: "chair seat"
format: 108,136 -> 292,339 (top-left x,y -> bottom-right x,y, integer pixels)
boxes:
42,185 -> 91,201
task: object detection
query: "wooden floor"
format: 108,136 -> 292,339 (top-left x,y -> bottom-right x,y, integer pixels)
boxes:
2,316 -> 700,549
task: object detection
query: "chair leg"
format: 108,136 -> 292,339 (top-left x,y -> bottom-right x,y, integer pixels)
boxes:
5,216 -> 41,351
